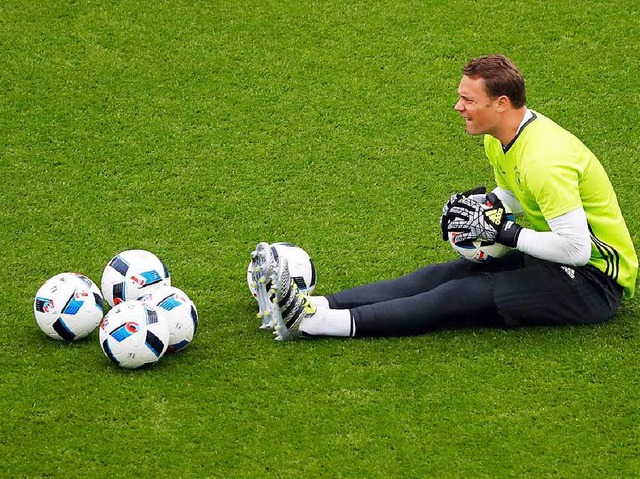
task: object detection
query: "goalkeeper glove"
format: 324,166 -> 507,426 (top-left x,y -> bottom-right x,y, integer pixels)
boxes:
447,193 -> 522,247
440,186 -> 487,240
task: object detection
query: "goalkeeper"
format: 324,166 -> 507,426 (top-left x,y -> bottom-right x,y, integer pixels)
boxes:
250,54 -> 638,341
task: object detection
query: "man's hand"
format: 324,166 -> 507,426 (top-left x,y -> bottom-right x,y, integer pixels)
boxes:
447,193 -> 522,247
440,186 -> 487,240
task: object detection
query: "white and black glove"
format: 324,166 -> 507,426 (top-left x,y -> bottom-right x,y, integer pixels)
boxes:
446,193 -> 522,247
440,186 -> 487,240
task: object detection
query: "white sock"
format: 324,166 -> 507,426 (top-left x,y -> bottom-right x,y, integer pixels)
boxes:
308,296 -> 330,309
300,308 -> 354,337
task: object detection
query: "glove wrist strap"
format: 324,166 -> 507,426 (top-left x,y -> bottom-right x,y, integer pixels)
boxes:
497,221 -> 523,248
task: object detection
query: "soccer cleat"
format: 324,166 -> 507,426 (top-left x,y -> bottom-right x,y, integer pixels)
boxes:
271,256 -> 316,341
249,242 -> 278,330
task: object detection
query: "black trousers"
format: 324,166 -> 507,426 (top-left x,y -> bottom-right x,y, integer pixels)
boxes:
326,251 -> 623,337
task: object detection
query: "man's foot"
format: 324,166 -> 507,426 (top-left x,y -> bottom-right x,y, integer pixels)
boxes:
271,256 -> 316,341
249,242 -> 278,329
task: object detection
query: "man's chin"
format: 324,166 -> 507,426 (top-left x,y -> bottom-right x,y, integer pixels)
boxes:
465,123 -> 484,136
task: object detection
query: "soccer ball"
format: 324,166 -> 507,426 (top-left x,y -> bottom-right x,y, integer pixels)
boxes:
34,273 -> 104,341
247,242 -> 317,298
99,300 -> 170,369
101,249 -> 171,307
137,285 -> 198,354
448,201 -> 515,263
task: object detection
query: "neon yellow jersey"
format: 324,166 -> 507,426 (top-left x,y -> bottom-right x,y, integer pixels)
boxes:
484,111 -> 638,298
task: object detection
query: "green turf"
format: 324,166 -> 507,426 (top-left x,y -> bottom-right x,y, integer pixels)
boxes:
1,0 -> 639,477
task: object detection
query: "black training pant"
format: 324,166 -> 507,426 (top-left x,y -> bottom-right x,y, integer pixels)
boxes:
326,251 -> 623,337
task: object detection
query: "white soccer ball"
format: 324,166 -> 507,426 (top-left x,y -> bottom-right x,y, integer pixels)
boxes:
448,201 -> 515,263
34,273 -> 104,341
137,285 -> 198,354
101,249 -> 171,307
99,300 -> 170,369
247,242 -> 317,298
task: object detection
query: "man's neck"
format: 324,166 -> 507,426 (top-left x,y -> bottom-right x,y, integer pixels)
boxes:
495,107 -> 528,146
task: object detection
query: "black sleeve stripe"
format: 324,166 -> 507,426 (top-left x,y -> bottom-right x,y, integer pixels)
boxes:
589,224 -> 620,281
590,235 -> 610,276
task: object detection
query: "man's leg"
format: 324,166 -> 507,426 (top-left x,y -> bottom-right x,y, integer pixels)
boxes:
268,250 -> 621,340
350,274 -> 500,336
289,252 -> 523,339
326,259 -> 486,309
326,251 -> 525,310
349,256 -> 622,337
489,258 -> 622,327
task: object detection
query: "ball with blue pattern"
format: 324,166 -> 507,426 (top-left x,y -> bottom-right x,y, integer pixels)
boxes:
34,273 -> 105,341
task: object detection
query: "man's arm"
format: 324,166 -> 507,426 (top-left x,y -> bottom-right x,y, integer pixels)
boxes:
491,187 -> 524,217
516,207 -> 591,266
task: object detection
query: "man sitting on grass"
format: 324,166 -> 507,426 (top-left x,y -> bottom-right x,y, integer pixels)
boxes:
249,54 -> 637,341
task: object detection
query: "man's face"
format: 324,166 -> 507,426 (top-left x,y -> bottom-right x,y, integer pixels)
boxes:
454,75 -> 499,136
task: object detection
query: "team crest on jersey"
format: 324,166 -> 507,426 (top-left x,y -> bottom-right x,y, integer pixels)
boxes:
514,167 -> 523,191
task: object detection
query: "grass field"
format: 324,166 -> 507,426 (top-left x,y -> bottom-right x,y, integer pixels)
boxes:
1,1 -> 639,477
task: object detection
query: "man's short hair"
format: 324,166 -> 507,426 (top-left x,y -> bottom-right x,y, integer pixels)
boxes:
463,54 -> 526,108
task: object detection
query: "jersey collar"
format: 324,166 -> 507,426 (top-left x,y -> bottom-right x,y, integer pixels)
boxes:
502,108 -> 537,153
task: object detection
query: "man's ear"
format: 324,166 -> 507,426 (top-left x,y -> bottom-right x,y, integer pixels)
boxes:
495,95 -> 510,112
